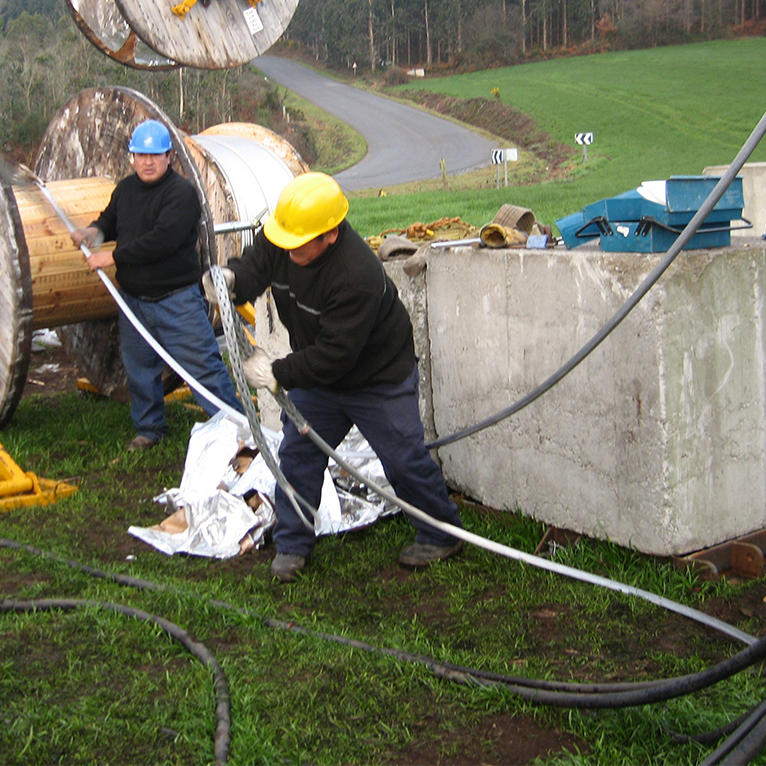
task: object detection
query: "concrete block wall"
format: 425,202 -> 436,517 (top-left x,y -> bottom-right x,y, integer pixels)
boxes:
427,242 -> 766,556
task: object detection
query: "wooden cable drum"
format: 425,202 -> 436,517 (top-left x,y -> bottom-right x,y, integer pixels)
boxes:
187,127 -> 304,254
65,0 -> 178,70
116,0 -> 300,68
0,86 -> 304,428
66,0 -> 298,70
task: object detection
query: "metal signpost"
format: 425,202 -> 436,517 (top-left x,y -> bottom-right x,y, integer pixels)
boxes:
575,132 -> 594,162
492,147 -> 519,188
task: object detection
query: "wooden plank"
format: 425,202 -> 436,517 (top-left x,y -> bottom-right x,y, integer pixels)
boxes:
116,0 -> 299,68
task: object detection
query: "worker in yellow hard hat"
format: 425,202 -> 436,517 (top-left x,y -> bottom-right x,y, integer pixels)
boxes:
203,172 -> 463,582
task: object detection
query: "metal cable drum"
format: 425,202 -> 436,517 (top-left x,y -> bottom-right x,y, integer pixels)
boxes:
191,134 -> 294,250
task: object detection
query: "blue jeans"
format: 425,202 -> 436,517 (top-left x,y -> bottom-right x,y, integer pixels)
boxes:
274,365 -> 463,557
118,285 -> 241,442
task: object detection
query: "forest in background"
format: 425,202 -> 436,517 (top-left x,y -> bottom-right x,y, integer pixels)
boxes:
284,0 -> 765,71
0,0 -> 764,163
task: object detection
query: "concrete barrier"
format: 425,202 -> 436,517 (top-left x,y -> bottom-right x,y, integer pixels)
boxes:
427,240 -> 766,556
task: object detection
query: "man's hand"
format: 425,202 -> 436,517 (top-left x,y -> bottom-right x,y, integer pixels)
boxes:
242,347 -> 279,393
86,250 -> 115,272
71,226 -> 104,250
201,267 -> 236,304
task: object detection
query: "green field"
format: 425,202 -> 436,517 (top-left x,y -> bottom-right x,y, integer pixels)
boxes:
347,38 -> 766,238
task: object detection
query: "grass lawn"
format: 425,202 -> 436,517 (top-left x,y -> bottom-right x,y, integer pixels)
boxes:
346,38 -> 766,238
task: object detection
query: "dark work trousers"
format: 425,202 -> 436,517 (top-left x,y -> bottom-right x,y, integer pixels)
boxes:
273,365 -> 463,558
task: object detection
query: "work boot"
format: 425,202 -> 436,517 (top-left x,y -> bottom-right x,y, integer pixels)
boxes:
125,435 -> 156,451
271,553 -> 306,583
398,540 -> 463,568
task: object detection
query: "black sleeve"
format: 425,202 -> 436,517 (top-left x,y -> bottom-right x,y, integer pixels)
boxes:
227,229 -> 276,304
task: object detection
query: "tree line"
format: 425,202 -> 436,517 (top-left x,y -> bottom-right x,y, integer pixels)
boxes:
285,0 -> 765,71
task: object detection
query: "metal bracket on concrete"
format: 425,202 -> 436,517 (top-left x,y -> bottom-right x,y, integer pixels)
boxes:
673,530 -> 766,580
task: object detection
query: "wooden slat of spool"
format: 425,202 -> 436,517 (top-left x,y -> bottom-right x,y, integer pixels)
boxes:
13,178 -> 119,329
0,178 -> 33,428
65,0 -> 178,70
115,0 -> 298,69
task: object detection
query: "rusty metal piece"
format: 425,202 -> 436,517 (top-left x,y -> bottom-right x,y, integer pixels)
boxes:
674,529 -> 766,580
116,0 -> 299,69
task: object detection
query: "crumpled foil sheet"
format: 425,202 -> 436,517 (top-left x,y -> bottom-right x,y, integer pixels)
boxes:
128,411 -> 399,558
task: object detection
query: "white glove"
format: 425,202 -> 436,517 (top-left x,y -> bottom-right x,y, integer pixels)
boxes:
201,267 -> 236,304
243,346 -> 279,393
71,226 -> 104,250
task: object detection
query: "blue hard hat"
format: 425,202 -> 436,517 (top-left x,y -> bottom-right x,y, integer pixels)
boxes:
128,120 -> 172,154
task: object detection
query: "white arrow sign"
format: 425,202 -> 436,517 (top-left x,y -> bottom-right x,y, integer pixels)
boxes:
574,132 -> 594,146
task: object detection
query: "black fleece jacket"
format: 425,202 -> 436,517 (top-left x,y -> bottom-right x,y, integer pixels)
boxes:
227,221 -> 416,392
92,167 -> 201,298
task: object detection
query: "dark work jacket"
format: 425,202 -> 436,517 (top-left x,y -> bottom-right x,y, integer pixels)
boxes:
92,167 -> 201,298
227,221 -> 416,392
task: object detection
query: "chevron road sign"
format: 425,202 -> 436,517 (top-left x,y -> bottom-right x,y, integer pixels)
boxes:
492,148 -> 518,187
574,132 -> 594,145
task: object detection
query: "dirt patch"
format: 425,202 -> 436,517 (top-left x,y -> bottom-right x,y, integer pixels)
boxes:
24,339 -> 82,398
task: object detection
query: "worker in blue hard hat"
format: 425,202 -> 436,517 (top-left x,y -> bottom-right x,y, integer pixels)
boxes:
71,119 -> 241,450
203,172 -> 464,582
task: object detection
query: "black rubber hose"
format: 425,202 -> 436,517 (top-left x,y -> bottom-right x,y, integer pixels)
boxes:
426,109 -> 766,450
2,537 -> 763,706
0,597 -> 230,766
666,708 -> 756,745
698,698 -> 766,765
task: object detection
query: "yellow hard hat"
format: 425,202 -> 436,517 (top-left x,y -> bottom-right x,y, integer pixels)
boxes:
264,172 -> 349,250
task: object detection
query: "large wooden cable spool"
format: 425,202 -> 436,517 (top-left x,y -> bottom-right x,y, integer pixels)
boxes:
65,0 -> 299,70
0,86 -> 306,428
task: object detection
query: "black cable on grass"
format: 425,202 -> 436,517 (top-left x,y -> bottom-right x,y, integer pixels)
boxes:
666,708 -> 756,745
0,597 -> 230,766
699,699 -> 766,766
2,536 -> 764,709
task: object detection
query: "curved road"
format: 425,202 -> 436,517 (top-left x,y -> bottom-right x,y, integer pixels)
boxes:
253,55 -> 495,192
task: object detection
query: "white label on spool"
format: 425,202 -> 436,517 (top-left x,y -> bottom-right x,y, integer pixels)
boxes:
243,7 -> 264,35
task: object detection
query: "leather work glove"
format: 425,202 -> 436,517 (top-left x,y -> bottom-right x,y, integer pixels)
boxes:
201,267 -> 236,304
242,346 -> 279,393
71,226 -> 104,250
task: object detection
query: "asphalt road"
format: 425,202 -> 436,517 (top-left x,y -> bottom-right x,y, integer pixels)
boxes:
252,55 -> 496,192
